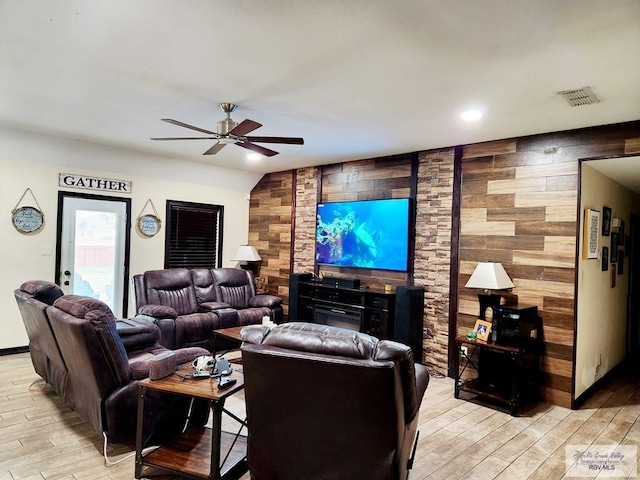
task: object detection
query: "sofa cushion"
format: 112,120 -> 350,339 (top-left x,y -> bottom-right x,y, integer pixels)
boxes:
190,268 -> 218,304
143,268 -> 198,315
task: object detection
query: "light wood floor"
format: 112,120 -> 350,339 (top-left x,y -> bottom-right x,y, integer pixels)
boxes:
0,352 -> 638,479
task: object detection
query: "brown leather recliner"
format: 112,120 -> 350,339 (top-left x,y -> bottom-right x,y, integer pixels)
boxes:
211,268 -> 283,325
46,294 -> 210,445
241,322 -> 430,480
133,268 -> 221,350
14,280 -> 71,405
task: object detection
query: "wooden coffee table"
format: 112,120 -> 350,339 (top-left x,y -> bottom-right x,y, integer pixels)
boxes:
135,366 -> 247,480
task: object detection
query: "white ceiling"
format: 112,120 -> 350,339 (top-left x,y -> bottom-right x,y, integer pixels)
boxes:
1,1 -> 639,180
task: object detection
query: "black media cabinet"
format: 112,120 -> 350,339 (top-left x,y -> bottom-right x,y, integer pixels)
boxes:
289,278 -> 425,362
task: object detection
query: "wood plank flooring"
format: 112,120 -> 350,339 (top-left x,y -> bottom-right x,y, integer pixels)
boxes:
0,352 -> 638,479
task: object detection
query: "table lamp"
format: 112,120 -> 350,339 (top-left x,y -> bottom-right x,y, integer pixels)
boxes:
465,262 -> 514,319
232,245 -> 262,277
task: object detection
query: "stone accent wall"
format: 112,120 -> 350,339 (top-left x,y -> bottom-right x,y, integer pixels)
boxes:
292,166 -> 319,275
415,149 -> 456,372
249,171 -> 293,304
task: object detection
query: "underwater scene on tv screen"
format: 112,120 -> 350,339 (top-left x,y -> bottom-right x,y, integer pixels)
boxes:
315,198 -> 410,271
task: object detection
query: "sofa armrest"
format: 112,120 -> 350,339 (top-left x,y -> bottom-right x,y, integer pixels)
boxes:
248,294 -> 282,308
138,304 -> 178,319
198,301 -> 232,312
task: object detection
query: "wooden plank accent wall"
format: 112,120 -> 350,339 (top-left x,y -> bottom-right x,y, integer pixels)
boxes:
458,121 -> 640,408
249,171 -> 293,308
249,120 -> 640,408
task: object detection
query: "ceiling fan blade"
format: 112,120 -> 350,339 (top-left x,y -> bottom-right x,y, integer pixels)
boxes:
203,142 -> 226,155
229,119 -> 262,137
151,136 -> 217,140
237,141 -> 279,157
161,118 -> 218,135
244,136 -> 304,145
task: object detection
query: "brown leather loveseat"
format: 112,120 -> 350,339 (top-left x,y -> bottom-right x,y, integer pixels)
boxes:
133,267 -> 283,350
240,322 -> 430,480
15,281 -> 210,446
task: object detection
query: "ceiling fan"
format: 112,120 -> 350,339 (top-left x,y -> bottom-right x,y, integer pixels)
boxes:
151,103 -> 304,157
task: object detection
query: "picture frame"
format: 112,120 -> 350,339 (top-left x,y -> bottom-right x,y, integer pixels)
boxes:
582,208 -> 600,259
611,266 -> 617,288
602,206 -> 612,236
611,232 -> 619,263
602,247 -> 609,271
473,319 -> 492,342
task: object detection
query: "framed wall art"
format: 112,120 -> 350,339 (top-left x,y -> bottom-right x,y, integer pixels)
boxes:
601,206 -> 612,236
582,208 -> 600,259
602,247 -> 609,271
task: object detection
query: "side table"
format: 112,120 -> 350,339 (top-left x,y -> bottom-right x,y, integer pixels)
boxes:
135,366 -> 247,480
454,335 -> 540,416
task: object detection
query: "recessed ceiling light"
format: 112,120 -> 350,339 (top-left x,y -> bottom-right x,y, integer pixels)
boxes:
460,109 -> 483,122
247,153 -> 262,161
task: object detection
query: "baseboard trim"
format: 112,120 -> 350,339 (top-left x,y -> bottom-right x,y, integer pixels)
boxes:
0,346 -> 29,356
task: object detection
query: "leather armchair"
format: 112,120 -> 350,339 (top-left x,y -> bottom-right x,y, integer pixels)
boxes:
211,268 -> 283,325
47,294 -> 210,445
240,322 -> 429,480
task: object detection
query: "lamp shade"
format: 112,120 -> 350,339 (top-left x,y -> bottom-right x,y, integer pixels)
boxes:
231,245 -> 262,262
465,262 -> 514,290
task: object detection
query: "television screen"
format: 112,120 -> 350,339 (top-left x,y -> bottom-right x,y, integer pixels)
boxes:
315,198 -> 410,272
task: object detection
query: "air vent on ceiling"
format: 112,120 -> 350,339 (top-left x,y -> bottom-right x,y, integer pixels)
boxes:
558,86 -> 600,107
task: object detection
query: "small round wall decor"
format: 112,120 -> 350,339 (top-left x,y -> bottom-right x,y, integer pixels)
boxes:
12,205 -> 44,233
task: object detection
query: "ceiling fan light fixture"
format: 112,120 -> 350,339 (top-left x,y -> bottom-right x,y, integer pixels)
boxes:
247,153 -> 262,161
217,118 -> 238,135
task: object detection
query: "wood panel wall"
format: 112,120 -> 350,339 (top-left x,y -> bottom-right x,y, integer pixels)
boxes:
249,171 -> 293,308
458,121 -> 640,408
249,120 -> 640,408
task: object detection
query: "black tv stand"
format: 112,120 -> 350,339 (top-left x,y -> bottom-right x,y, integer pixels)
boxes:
294,280 -> 396,339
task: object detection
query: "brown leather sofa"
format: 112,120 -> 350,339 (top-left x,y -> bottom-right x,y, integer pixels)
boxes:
15,283 -> 210,446
240,322 -> 430,480
133,267 -> 283,350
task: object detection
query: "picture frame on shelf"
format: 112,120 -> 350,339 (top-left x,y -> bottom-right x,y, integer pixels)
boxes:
602,206 -> 612,236
473,319 -> 492,342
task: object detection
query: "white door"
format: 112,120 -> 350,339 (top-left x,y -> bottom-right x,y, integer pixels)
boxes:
59,196 -> 128,317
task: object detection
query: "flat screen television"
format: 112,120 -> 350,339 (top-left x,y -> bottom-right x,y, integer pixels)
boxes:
315,198 -> 410,272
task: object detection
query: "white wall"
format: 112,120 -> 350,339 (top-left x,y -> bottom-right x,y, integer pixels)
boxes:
0,126 -> 262,349
576,163 -> 640,397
